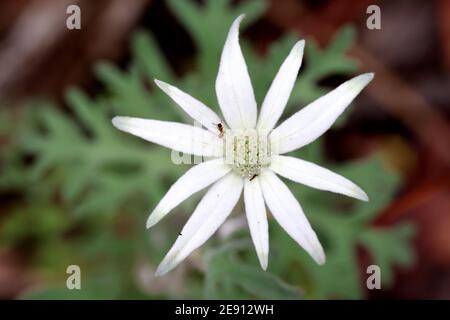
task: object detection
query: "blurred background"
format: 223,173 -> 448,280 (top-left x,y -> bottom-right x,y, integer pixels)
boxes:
0,0 -> 449,300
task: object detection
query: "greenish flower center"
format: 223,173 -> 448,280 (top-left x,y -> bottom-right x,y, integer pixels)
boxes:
224,128 -> 271,179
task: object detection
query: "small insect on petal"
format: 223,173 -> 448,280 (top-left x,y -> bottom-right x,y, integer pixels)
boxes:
216,122 -> 225,138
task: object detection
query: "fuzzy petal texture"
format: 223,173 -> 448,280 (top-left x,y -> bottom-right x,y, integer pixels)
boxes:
147,159 -> 232,228
112,117 -> 223,157
244,177 -> 269,270
257,40 -> 305,133
259,170 -> 325,265
155,173 -> 243,276
270,73 -> 374,154
271,155 -> 368,201
215,14 -> 257,130
154,79 -> 223,135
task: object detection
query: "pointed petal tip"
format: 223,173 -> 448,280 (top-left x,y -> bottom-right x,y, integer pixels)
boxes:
339,72 -> 375,100
146,208 -> 159,229
352,186 -> 369,202
154,267 -> 166,277
236,13 -> 246,22
260,259 -> 268,271
155,257 -> 174,276
344,73 -> 375,91
111,116 -> 119,124
360,192 -> 370,202
310,240 -> 326,265
154,79 -> 171,93
154,78 -> 165,88
112,116 -> 125,128
313,249 -> 326,265
294,40 -> 305,51
360,72 -> 375,83
146,211 -> 160,229
289,40 -> 305,58
230,14 -> 245,31
316,255 -> 326,266
257,251 -> 268,271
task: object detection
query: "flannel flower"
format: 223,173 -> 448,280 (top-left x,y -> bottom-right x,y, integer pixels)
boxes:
112,14 -> 373,276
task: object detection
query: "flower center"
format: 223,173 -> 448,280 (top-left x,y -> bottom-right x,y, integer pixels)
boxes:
224,128 -> 271,179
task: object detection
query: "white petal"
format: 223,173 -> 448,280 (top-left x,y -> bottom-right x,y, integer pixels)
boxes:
154,79 -> 224,135
244,177 -> 269,270
257,40 -> 305,132
147,159 -> 232,228
155,173 -> 243,276
259,170 -> 325,265
215,14 -> 257,130
270,73 -> 374,154
271,155 -> 368,201
112,116 -> 223,157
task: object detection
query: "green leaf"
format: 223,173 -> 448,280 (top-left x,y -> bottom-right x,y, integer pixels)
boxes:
132,31 -> 175,82
360,224 -> 415,286
205,240 -> 301,299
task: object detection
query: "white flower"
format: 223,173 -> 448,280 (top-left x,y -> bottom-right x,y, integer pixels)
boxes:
112,14 -> 373,276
